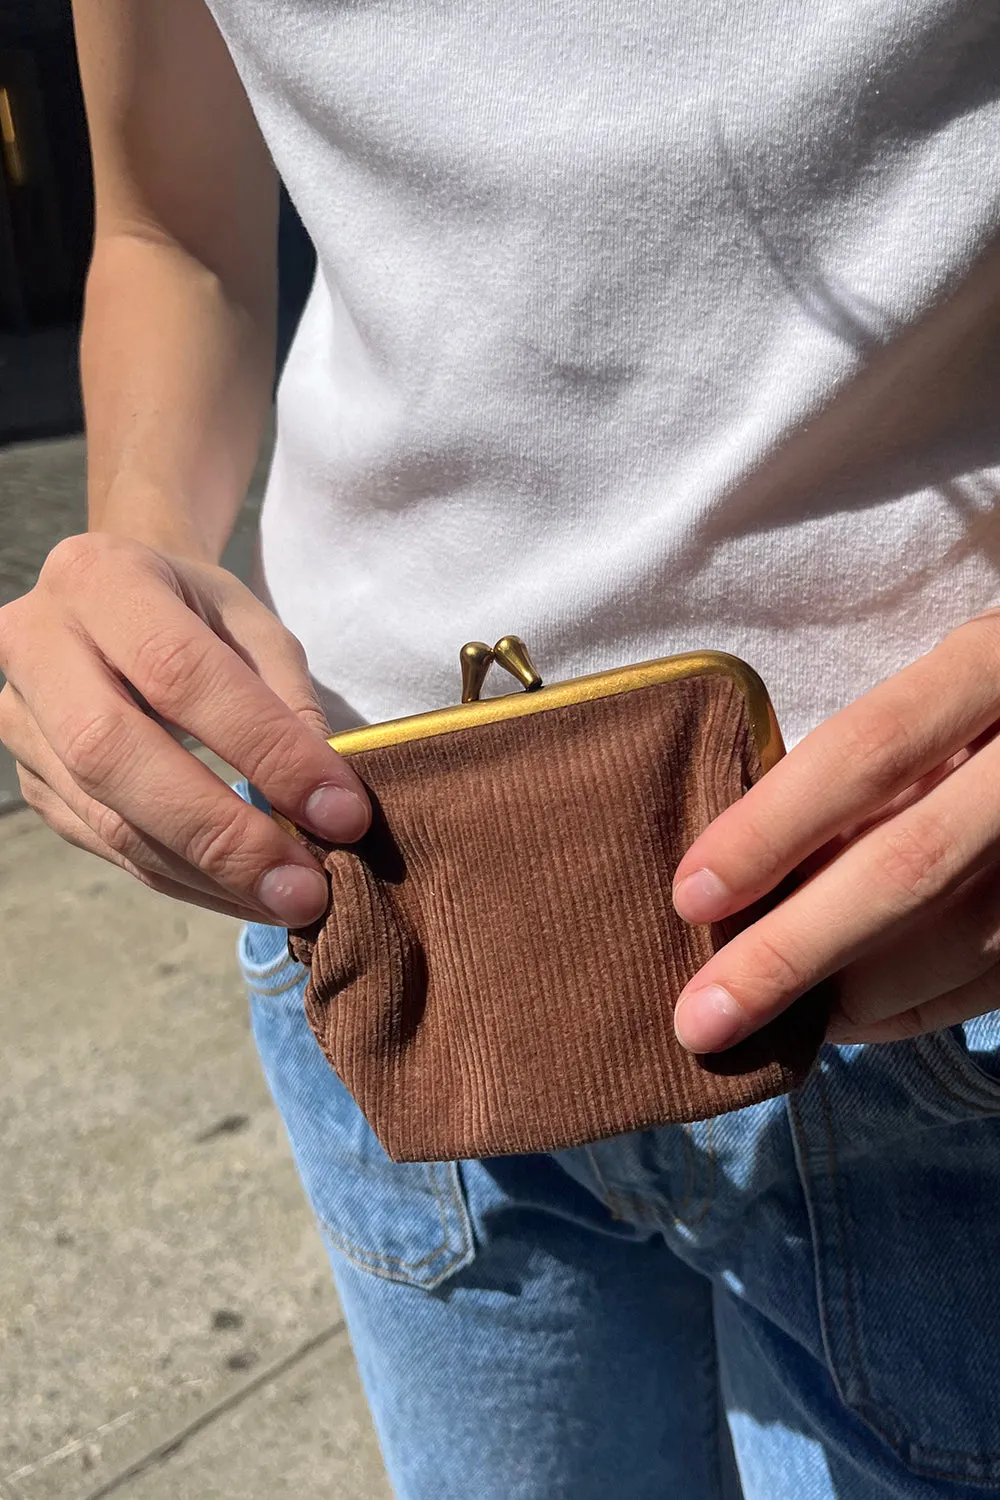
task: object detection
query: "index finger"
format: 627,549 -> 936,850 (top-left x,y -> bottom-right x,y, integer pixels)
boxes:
83,582 -> 370,844
672,615 -> 1000,924
672,724 -> 1000,1052
11,634 -> 333,925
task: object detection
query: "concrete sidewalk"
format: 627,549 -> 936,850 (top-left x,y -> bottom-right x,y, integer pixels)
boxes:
0,803 -> 390,1500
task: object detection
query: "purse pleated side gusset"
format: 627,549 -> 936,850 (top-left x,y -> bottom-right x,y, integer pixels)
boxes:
288,672 -> 829,1162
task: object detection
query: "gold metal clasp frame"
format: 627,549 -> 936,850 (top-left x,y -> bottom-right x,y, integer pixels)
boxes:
320,641 -> 783,777
460,636 -> 543,703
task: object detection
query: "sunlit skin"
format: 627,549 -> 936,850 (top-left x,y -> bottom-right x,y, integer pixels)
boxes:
672,609 -> 1000,1051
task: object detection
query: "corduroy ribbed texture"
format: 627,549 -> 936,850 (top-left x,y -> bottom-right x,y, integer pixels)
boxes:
289,675 -> 828,1161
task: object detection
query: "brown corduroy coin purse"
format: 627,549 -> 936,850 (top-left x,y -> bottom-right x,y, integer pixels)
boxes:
280,638 -> 829,1163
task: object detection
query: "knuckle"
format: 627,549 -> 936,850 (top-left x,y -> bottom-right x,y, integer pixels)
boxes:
40,532 -> 167,600
288,701 -> 330,739
836,700 -> 916,799
0,596 -> 31,672
184,800 -> 256,884
244,613 -> 306,665
40,533 -> 107,590
875,815 -> 953,906
244,714 -> 320,788
739,927 -> 808,998
17,777 -> 84,853
277,627 -> 309,669
131,627 -> 206,706
58,708 -> 128,790
92,802 -> 140,861
728,801 -> 787,883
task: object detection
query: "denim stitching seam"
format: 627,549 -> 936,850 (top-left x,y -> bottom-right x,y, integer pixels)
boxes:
815,1069 -> 876,1415
688,1117 -> 716,1228
445,1162 -> 475,1261
238,941 -> 297,979
322,1233 -> 458,1287
320,1192 -> 450,1273
582,1145 -> 630,1221
319,1163 -> 470,1284
246,970 -> 307,998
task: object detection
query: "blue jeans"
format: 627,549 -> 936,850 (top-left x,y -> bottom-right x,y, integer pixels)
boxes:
237,912 -> 1000,1499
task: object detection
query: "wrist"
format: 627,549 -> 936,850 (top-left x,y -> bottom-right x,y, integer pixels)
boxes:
89,479 -> 229,566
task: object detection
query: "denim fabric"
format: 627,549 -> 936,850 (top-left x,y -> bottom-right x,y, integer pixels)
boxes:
236,794 -> 1000,1498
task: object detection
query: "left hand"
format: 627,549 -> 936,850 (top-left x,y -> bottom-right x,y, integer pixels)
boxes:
671,611 -> 1000,1051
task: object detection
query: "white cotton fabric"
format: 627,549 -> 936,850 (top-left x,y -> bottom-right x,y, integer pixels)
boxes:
206,0 -> 1000,747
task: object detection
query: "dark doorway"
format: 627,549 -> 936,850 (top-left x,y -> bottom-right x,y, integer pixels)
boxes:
0,0 -> 315,446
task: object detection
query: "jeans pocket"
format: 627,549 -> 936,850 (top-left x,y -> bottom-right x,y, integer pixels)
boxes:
789,1025 -> 1000,1487
240,919 -> 475,1291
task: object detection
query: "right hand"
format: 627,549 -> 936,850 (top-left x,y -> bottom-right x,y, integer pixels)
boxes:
0,532 -> 371,925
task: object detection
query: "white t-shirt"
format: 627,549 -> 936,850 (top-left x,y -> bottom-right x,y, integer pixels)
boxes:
206,0 -> 1000,748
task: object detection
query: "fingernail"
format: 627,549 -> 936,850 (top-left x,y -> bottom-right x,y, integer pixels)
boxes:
303,784 -> 370,842
257,864 -> 329,925
674,985 -> 746,1053
673,867 -> 731,922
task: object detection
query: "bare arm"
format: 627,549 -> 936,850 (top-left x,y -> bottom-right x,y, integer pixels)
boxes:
75,0 -> 277,561
0,0 -> 369,926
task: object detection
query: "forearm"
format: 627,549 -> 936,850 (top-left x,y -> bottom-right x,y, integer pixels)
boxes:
0,0 -> 368,928
82,225 -> 276,566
